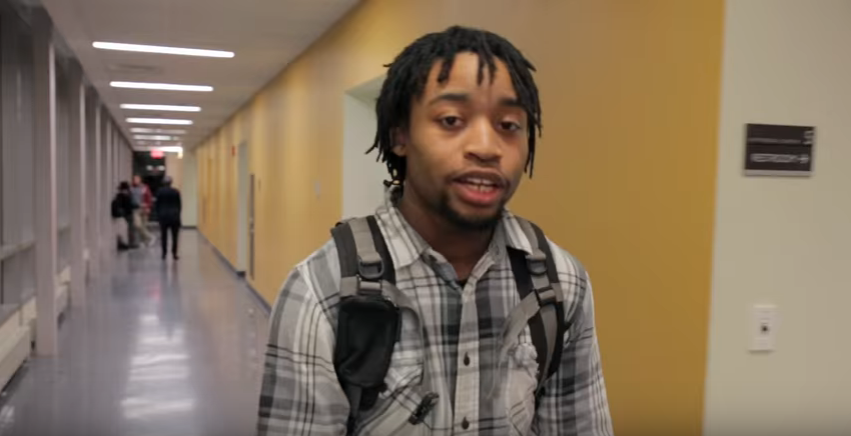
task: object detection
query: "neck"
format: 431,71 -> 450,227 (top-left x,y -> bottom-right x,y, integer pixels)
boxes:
397,190 -> 494,280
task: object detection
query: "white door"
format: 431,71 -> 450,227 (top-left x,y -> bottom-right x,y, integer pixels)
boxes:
236,142 -> 249,273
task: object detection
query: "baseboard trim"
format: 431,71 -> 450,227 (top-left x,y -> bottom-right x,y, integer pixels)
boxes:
196,230 -> 271,315
245,282 -> 271,315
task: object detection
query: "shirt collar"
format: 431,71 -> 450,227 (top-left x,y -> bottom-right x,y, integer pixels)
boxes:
374,185 -> 536,270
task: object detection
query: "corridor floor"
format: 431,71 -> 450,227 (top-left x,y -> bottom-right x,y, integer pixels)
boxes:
0,231 -> 270,436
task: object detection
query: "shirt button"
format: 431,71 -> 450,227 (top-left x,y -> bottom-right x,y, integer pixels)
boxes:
461,417 -> 470,430
463,353 -> 470,366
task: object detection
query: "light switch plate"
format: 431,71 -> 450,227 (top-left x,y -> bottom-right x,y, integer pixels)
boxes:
750,304 -> 778,352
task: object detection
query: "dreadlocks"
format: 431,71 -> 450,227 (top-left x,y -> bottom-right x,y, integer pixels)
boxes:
367,26 -> 542,183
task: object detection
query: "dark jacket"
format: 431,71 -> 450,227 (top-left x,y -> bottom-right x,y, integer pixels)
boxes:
156,186 -> 182,225
111,192 -> 134,219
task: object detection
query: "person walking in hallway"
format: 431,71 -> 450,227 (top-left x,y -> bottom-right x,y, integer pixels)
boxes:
111,181 -> 135,251
156,176 -> 182,260
131,174 -> 155,247
258,26 -> 612,436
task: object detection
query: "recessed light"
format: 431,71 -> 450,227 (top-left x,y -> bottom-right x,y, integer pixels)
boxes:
130,128 -> 187,134
135,135 -> 175,141
127,118 -> 193,125
137,141 -> 182,146
111,81 -> 213,92
93,42 -> 234,58
137,140 -> 182,146
156,146 -> 184,153
121,104 -> 201,112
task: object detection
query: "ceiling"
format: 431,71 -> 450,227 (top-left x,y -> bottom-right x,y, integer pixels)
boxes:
39,0 -> 359,150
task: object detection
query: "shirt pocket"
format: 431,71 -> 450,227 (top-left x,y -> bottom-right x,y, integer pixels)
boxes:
503,342 -> 539,436
357,361 -> 427,436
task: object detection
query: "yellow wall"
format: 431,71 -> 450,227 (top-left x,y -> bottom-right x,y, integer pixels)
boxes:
195,1 -> 724,434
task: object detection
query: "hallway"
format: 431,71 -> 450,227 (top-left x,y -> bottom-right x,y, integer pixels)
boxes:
0,232 -> 269,436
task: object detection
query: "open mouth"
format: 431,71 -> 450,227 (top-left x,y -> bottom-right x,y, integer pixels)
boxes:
456,177 -> 500,193
452,173 -> 507,207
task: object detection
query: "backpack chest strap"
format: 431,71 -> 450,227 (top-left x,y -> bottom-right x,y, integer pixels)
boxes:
332,216 -> 431,435
504,218 -> 567,389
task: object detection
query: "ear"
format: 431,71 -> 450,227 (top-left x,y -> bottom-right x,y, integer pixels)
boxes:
391,128 -> 408,157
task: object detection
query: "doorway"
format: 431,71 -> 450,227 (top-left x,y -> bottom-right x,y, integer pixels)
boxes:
342,76 -> 386,219
236,142 -> 249,274
249,173 -> 256,281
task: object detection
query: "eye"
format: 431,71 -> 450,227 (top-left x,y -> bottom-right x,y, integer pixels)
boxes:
439,116 -> 462,129
500,121 -> 522,132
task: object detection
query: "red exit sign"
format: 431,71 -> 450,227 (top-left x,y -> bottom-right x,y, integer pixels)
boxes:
151,150 -> 164,159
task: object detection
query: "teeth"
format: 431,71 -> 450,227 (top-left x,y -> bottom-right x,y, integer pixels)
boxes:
466,184 -> 494,192
462,177 -> 496,187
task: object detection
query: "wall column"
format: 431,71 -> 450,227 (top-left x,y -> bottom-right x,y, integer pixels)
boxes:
68,61 -> 86,307
32,9 -> 58,356
102,110 -> 112,266
90,97 -> 101,277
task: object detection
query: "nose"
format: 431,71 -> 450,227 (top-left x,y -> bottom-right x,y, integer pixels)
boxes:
464,118 -> 502,164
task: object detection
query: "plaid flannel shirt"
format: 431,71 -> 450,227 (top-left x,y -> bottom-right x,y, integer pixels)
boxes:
258,189 -> 613,435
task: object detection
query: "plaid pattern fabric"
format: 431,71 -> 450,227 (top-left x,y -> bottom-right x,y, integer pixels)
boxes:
258,189 -> 613,436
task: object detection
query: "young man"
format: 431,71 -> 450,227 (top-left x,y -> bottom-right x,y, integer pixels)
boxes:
111,181 -> 135,251
258,26 -> 612,436
155,176 -> 182,260
131,175 -> 155,247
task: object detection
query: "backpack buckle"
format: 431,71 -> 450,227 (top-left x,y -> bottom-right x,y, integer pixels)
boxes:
358,252 -> 384,281
525,251 -> 548,276
535,287 -> 558,307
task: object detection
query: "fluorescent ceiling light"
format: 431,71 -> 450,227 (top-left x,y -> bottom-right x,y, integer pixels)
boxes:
127,118 -> 193,125
130,128 -> 187,134
121,104 -> 201,112
135,135 -> 175,141
93,42 -> 234,58
137,142 -> 182,148
111,81 -> 213,92
157,146 -> 184,153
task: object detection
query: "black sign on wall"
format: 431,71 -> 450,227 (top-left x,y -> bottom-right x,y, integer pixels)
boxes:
744,124 -> 815,176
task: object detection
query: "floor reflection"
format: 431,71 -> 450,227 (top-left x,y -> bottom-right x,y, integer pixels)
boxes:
0,231 -> 268,436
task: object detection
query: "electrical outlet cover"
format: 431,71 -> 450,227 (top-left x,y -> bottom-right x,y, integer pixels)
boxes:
750,304 -> 778,352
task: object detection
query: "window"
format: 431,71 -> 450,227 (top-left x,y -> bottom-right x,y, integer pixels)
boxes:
0,6 -> 36,305
56,59 -> 70,273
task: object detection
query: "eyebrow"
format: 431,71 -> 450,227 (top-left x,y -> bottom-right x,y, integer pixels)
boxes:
427,93 -> 469,106
427,93 -> 523,108
498,97 -> 523,108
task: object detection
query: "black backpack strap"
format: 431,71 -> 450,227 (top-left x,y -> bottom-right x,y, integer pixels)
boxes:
330,216 -> 399,435
332,219 -> 359,278
366,216 -> 395,285
508,218 -> 566,389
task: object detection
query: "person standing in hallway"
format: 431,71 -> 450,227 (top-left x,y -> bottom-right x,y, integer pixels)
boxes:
156,176 -> 182,260
258,26 -> 612,436
111,181 -> 135,250
131,175 -> 155,247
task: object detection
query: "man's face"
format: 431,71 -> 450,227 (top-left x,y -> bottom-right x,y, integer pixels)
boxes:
133,175 -> 141,186
394,52 -> 529,230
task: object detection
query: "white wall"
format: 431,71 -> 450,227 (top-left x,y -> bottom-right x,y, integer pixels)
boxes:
180,150 -> 199,227
236,142 -> 249,271
341,76 -> 387,219
705,1 -> 851,435
165,151 -> 197,227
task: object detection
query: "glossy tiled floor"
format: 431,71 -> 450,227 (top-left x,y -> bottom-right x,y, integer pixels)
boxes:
0,231 -> 270,436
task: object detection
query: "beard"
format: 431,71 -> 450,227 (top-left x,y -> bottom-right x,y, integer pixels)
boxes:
435,191 -> 505,231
